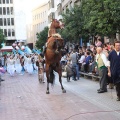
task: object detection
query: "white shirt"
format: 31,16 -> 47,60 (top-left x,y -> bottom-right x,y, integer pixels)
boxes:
61,55 -> 67,62
117,52 -> 119,56
96,52 -> 110,67
78,55 -> 85,63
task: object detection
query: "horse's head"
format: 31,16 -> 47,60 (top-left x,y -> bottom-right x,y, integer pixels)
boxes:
51,19 -> 64,29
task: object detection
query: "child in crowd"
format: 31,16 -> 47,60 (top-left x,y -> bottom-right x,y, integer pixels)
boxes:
64,61 -> 76,82
37,58 -> 45,83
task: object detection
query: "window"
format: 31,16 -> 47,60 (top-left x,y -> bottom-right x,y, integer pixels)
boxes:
6,0 -> 9,4
0,18 -> 3,26
0,0 -> 2,4
7,18 -> 10,25
8,29 -> 11,36
3,0 -> 5,4
7,7 -> 10,15
11,18 -> 14,25
3,7 -> 6,15
0,7 -> 2,15
4,29 -> 7,36
12,29 -> 15,36
10,7 -> 13,15
4,18 -> 6,26
10,0 -> 13,3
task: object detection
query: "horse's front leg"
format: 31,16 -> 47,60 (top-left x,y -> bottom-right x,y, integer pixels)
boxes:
59,75 -> 66,93
46,64 -> 50,94
46,82 -> 50,94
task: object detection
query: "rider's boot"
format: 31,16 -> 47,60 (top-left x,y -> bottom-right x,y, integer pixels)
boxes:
43,44 -> 47,55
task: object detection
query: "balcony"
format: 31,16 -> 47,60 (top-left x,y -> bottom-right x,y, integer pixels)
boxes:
57,3 -> 62,15
48,8 -> 55,16
57,0 -> 61,5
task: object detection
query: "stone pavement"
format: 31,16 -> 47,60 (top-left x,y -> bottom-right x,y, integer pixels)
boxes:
0,72 -> 120,120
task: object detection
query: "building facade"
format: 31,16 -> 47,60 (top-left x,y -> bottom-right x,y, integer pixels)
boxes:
48,0 -> 61,24
61,0 -> 81,13
48,0 -> 81,23
0,0 -> 27,45
32,2 -> 49,46
29,0 -> 81,47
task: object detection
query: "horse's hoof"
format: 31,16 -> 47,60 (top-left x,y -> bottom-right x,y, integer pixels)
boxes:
46,91 -> 50,94
62,89 -> 66,93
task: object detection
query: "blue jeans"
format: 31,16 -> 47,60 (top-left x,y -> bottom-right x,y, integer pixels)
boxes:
72,63 -> 80,80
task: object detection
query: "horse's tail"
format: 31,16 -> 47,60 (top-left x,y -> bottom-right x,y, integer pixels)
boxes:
49,67 -> 55,85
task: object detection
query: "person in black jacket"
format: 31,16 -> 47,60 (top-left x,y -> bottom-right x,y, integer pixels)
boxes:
108,40 -> 120,101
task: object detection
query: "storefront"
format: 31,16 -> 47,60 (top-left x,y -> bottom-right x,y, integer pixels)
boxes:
0,46 -> 13,56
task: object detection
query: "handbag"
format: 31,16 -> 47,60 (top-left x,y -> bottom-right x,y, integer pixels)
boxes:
62,71 -> 67,77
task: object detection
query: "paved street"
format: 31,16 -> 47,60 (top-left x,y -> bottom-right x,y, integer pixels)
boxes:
0,72 -> 120,120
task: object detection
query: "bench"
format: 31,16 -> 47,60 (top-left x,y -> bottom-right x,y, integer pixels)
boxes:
80,72 -> 101,81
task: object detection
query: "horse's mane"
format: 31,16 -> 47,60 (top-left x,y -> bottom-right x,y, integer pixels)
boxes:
51,33 -> 61,38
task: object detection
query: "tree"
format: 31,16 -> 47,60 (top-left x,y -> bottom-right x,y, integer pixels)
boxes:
0,29 -> 6,48
60,6 -> 84,42
82,0 -> 120,38
60,0 -> 120,43
35,27 -> 48,49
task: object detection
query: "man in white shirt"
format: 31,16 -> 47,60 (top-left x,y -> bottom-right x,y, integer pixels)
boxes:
96,47 -> 109,93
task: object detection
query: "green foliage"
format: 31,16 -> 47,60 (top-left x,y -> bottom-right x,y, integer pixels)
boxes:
0,29 -> 6,48
60,6 -> 84,42
61,0 -> 120,41
35,27 -> 48,49
82,0 -> 120,37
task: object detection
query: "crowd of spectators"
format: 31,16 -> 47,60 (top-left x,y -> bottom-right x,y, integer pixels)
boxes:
61,36 -> 120,101
61,36 -> 113,78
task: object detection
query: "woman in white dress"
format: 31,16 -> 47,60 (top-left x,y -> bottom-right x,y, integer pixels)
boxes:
27,55 -> 33,74
33,54 -> 38,71
15,54 -> 22,74
9,55 -> 15,76
24,55 -> 28,72
6,56 -> 10,74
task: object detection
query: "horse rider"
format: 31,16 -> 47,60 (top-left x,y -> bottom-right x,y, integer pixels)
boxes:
43,19 -> 64,55
43,33 -> 62,55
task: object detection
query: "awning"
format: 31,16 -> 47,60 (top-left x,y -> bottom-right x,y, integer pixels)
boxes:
0,46 -> 13,52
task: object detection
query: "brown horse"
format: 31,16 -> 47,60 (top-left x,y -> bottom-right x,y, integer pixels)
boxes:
48,19 -> 64,37
45,35 -> 66,94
